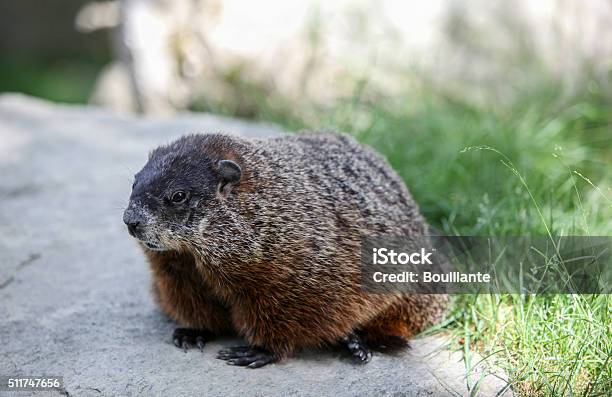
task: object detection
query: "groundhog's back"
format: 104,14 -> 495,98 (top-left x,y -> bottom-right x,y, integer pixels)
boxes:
243,132 -> 429,239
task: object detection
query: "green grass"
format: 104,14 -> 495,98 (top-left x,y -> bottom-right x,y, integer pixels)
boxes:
0,57 -> 103,104
210,79 -> 612,396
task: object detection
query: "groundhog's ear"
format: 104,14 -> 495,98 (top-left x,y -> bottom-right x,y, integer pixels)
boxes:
217,160 -> 242,197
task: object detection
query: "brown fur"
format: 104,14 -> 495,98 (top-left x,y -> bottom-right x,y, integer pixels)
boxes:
127,132 -> 448,361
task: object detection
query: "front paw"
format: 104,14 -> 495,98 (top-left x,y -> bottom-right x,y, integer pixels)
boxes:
172,328 -> 211,352
216,346 -> 277,368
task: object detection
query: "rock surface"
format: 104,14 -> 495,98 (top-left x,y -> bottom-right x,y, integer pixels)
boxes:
0,95 -> 512,397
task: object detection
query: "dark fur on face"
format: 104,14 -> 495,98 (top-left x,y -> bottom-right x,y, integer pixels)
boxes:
123,135 -> 242,252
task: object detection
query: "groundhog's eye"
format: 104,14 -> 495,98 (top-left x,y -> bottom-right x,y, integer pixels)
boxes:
170,190 -> 187,203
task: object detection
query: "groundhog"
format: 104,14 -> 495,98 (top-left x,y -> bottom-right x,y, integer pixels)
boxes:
123,132 -> 447,368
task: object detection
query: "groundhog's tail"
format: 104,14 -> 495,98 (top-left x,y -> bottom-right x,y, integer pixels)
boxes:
358,307 -> 413,353
360,294 -> 448,352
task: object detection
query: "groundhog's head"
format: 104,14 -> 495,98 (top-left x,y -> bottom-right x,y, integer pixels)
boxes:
123,135 -> 242,252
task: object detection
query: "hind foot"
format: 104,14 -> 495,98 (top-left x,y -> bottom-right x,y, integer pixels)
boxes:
340,332 -> 372,364
217,346 -> 277,368
172,328 -> 211,352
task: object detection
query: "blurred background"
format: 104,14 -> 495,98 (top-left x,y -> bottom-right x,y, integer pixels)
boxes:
1,1 -> 610,396
2,0 -> 611,115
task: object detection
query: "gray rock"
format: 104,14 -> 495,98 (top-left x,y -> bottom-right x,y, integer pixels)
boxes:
0,94 -> 512,397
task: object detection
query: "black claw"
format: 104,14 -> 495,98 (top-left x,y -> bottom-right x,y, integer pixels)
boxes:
227,357 -> 257,366
196,336 -> 206,351
341,332 -> 372,364
172,328 -> 211,352
247,358 -> 274,369
217,346 -> 277,368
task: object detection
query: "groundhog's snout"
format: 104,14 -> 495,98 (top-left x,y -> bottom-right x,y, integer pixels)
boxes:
123,207 -> 145,237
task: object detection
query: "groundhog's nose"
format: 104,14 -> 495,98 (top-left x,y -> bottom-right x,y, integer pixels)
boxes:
123,208 -> 143,237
